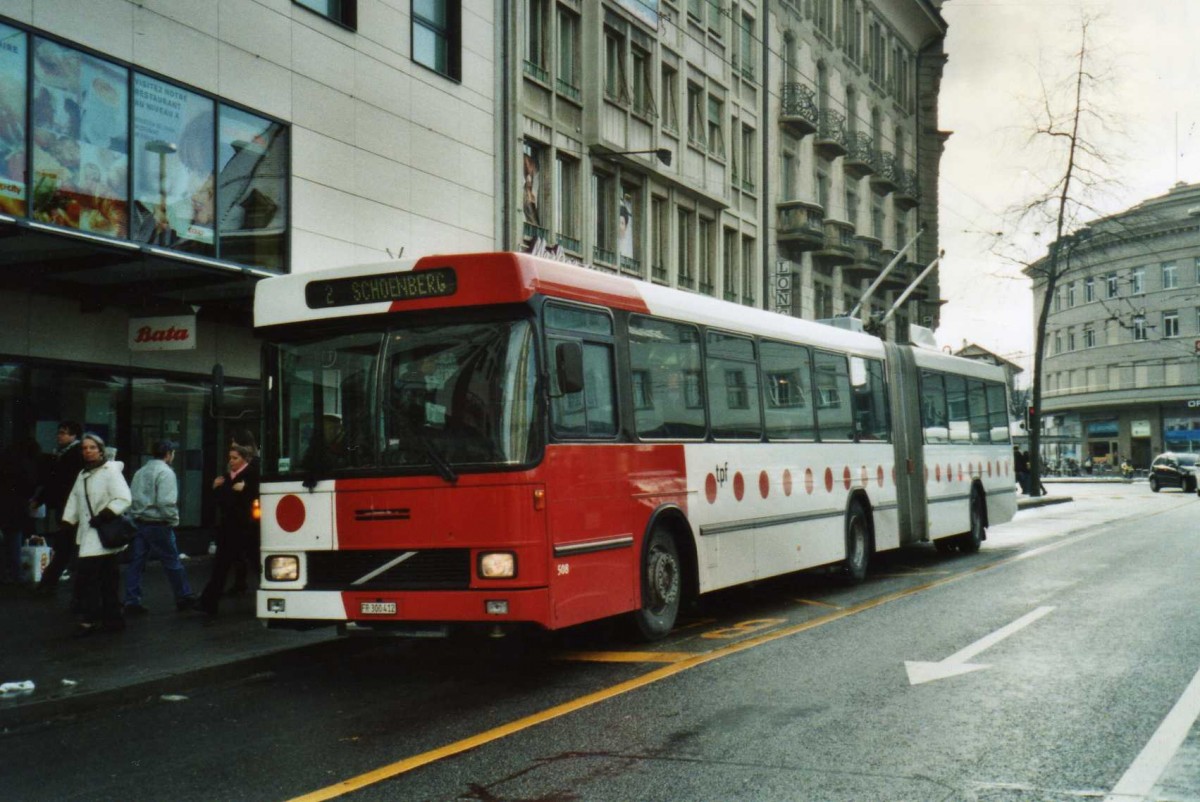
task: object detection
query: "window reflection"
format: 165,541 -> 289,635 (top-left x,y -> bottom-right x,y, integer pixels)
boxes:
218,104 -> 288,271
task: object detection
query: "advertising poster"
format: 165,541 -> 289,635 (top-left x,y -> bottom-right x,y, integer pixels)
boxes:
130,74 -> 215,253
30,38 -> 129,237
619,193 -> 634,259
0,23 -> 26,215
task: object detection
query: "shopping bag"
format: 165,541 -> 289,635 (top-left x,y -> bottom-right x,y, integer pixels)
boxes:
20,544 -> 52,584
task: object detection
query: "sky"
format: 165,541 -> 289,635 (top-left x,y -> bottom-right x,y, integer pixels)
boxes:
933,0 -> 1200,379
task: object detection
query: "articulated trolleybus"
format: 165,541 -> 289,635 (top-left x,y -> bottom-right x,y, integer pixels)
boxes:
255,252 -> 1016,639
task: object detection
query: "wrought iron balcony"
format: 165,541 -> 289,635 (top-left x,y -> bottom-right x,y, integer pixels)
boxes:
780,83 -> 819,136
776,200 -> 825,253
870,151 -> 898,194
814,110 -> 848,159
894,168 -> 920,210
855,235 -> 884,267
593,246 -> 617,267
843,132 -> 876,179
815,219 -> 856,266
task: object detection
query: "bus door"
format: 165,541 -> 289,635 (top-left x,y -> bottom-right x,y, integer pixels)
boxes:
883,342 -> 927,544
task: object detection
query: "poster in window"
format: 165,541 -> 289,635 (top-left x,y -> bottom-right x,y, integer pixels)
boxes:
618,193 -> 634,259
0,23 -> 27,215
522,143 -> 541,227
130,75 -> 215,254
31,39 -> 129,237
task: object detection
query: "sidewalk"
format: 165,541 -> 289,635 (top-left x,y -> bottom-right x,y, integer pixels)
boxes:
0,552 -> 347,731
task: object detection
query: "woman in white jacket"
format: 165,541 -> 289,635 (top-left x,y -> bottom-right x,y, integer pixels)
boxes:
61,433 -> 132,636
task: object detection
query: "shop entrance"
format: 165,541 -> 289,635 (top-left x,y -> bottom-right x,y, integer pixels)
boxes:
1131,438 -> 1152,469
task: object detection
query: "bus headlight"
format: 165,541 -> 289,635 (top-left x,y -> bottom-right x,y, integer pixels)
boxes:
478,552 -> 516,579
267,555 -> 300,582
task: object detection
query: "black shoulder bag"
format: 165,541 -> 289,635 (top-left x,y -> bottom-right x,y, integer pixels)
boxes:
83,474 -> 137,549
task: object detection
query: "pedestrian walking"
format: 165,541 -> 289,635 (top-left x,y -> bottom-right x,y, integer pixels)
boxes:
123,440 -> 196,614
199,444 -> 259,625
60,433 -> 132,637
227,429 -> 259,594
32,421 -> 85,597
1013,446 -> 1030,494
0,438 -> 38,584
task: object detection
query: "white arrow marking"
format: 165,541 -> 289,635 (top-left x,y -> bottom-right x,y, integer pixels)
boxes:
905,606 -> 1054,686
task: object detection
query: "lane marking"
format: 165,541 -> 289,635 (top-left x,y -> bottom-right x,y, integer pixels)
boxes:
556,651 -> 693,664
795,598 -> 842,609
1103,662 -> 1200,801
904,606 -> 1054,685
288,507 -> 1180,801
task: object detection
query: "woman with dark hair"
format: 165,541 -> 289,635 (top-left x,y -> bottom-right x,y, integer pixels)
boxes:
60,433 -> 131,636
199,444 -> 259,624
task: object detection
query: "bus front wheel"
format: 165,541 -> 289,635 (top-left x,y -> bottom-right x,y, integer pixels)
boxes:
842,501 -> 871,583
631,528 -> 682,641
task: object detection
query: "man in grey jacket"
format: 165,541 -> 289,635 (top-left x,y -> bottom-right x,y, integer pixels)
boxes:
124,440 -> 196,613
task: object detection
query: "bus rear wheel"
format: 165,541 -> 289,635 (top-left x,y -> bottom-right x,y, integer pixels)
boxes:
631,528 -> 681,641
957,493 -> 985,554
842,501 -> 870,583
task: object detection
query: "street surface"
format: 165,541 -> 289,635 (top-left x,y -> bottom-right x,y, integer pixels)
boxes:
4,483 -> 1198,802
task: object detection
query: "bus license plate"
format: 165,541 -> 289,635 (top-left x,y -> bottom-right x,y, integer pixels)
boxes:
360,601 -> 397,615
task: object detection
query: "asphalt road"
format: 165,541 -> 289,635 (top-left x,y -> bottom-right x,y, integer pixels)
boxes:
4,483 -> 1198,802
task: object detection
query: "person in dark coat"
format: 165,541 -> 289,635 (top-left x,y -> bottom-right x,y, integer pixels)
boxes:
199,444 -> 259,624
0,439 -> 38,584
33,421 -> 86,595
1013,446 -> 1031,495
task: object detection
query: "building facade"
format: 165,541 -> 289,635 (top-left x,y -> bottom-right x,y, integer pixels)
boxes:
0,0 -> 496,528
1032,182 -> 1200,469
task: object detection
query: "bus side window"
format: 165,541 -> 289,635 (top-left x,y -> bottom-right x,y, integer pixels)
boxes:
986,382 -> 1010,444
813,351 -> 854,441
850,357 -> 890,442
920,371 -> 948,443
967,379 -> 990,444
706,331 -> 761,440
944,374 -> 970,443
629,316 -> 705,440
545,304 -> 617,439
761,341 -> 815,440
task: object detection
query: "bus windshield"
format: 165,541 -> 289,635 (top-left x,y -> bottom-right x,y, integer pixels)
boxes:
267,317 -> 540,479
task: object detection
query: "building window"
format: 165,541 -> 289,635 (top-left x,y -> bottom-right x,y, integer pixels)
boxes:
1083,327 -> 1095,348
661,65 -> 679,133
524,0 -> 550,82
557,7 -> 580,99
738,13 -> 755,79
1163,261 -> 1178,289
293,0 -> 356,28
1107,273 -> 1119,298
815,0 -> 833,38
1067,282 -> 1076,307
1195,257 -> 1200,285
554,154 -> 580,252
782,152 -> 796,199
742,235 -> 756,305
1053,287 -> 1062,312
687,83 -> 705,149
1054,331 -> 1062,354
1133,317 -> 1148,341
815,162 -> 830,210
522,140 -> 547,238
723,228 -> 738,301
413,0 -> 461,81
700,94 -> 720,158
698,217 -> 715,295
651,196 -> 669,283
604,27 -> 628,102
677,208 -> 694,288
1084,277 -> 1094,302
619,182 -> 641,274
1067,329 -> 1076,352
592,171 -> 616,264
1163,311 -> 1179,338
740,125 -> 755,191
1132,267 -> 1145,295
631,45 -> 656,119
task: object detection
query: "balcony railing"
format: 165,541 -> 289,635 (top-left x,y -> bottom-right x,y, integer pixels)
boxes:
815,110 -> 848,159
523,60 -> 549,84
593,246 -> 617,267
556,78 -> 581,102
815,219 -> 856,265
894,168 -> 920,210
870,151 -> 898,194
651,263 -> 669,284
523,222 -> 549,242
776,200 -> 825,253
678,274 -> 695,290
843,132 -> 876,179
557,233 -> 581,254
780,82 -> 819,136
620,255 -> 642,276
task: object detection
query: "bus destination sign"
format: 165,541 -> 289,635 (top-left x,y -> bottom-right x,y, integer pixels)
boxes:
305,268 -> 457,309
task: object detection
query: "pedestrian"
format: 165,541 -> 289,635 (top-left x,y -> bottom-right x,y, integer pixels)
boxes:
32,421 -> 85,598
123,439 -> 196,614
1013,446 -> 1030,494
0,439 -> 38,584
60,433 -> 132,637
226,428 -> 259,595
199,444 -> 259,625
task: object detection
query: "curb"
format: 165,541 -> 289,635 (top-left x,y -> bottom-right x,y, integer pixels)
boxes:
0,636 -> 376,732
1017,495 -> 1073,510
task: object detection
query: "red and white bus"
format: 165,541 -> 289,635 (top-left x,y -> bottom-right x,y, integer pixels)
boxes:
253,252 -> 1016,639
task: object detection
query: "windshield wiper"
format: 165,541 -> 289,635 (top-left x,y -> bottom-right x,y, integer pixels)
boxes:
416,428 -> 458,484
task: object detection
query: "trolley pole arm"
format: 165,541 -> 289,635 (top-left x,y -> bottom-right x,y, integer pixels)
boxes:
873,250 -> 945,332
849,227 -> 926,321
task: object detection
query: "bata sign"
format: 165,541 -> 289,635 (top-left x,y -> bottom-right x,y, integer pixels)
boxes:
128,315 -> 197,351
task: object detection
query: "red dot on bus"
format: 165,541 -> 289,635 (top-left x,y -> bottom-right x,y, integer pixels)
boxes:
805,468 -> 815,495
988,461 -> 993,477
860,466 -> 869,487
276,494 -> 306,533
783,469 -> 793,497
705,473 -> 718,504
824,467 -> 834,493
759,470 -> 770,499
935,465 -> 942,482
946,464 -> 953,482
733,472 -> 745,501
877,466 -> 885,487
842,466 -> 852,490
958,464 -> 964,482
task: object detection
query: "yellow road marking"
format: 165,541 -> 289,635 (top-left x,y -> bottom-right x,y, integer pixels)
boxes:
556,651 -> 694,663
794,598 -> 842,609
287,533 -> 1104,802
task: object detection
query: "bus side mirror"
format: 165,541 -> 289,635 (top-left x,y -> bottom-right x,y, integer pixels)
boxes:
211,363 -> 225,417
555,342 -> 584,395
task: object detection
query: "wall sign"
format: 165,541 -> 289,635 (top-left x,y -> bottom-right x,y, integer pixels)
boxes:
129,314 -> 196,351
1131,420 -> 1151,437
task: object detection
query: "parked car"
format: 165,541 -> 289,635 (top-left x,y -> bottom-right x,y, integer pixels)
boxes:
1148,452 -> 1198,492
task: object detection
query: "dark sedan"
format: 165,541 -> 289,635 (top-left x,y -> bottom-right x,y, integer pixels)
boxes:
1149,452 -> 1198,492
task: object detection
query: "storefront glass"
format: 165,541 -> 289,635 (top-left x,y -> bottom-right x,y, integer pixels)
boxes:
130,377 -> 208,527
130,75 -> 216,256
31,38 -> 130,237
0,23 -> 27,216
217,104 -> 288,271
1164,415 -> 1200,453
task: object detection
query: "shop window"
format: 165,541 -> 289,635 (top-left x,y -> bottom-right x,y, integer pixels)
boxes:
293,0 -> 357,29
0,23 -> 28,216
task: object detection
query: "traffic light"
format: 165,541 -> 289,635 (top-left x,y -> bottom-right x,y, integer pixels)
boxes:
1025,405 -> 1035,431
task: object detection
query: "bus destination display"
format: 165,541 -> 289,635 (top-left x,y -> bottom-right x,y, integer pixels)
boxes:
305,268 -> 457,309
